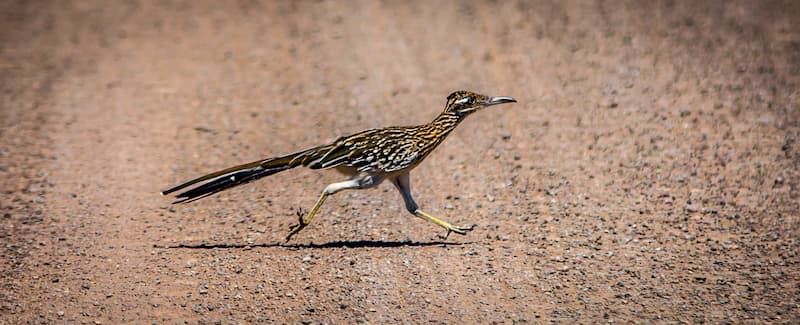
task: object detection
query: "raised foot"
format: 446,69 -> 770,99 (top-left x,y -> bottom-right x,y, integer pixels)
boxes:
285,209 -> 307,242
438,224 -> 475,239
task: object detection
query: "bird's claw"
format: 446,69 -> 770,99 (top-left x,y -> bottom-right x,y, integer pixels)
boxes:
285,223 -> 305,242
437,224 -> 475,239
285,209 -> 307,242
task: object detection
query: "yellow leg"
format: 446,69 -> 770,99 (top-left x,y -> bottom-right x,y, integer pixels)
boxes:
391,173 -> 474,239
285,177 -> 374,241
414,210 -> 474,239
286,191 -> 328,242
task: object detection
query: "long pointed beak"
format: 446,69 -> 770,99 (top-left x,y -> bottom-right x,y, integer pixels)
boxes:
487,96 -> 517,106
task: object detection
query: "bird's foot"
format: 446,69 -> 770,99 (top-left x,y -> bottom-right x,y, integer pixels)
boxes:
286,209 -> 307,242
437,224 -> 475,239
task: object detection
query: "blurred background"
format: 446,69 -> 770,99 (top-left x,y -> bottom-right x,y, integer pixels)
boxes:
1,0 -> 798,323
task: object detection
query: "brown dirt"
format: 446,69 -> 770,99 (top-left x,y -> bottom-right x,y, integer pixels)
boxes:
2,1 -> 799,323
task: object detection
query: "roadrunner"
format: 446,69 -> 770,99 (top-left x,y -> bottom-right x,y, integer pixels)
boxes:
162,91 -> 517,241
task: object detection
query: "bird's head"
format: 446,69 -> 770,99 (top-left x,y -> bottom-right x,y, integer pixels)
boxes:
444,90 -> 517,117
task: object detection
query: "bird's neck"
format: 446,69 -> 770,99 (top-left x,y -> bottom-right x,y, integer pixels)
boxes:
425,110 -> 464,135
423,111 -> 464,138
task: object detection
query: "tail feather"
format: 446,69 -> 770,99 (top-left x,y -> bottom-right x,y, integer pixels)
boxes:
160,160 -> 264,196
161,148 -> 322,203
171,165 -> 287,204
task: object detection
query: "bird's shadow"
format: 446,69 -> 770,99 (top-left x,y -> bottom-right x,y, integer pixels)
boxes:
155,239 -> 473,250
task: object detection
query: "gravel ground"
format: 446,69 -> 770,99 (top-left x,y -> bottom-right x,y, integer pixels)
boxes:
1,0 -> 798,323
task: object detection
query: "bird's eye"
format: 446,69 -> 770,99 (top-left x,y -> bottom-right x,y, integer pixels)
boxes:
455,97 -> 471,105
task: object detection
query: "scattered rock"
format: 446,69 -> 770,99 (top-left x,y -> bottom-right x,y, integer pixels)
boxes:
193,126 -> 217,134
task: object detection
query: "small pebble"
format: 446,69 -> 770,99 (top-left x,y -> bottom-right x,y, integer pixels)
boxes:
685,204 -> 700,213
600,98 -> 618,108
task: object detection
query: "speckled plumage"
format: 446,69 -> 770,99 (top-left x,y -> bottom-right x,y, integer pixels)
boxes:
162,90 -> 517,240
299,119 -> 460,173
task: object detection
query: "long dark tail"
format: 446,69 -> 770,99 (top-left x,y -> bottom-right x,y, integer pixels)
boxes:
161,148 -> 323,204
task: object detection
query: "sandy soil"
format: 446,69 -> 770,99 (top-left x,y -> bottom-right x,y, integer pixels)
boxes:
1,0 -> 799,323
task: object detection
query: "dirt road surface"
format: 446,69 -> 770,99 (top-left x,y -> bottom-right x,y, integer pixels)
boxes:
2,1 -> 799,323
